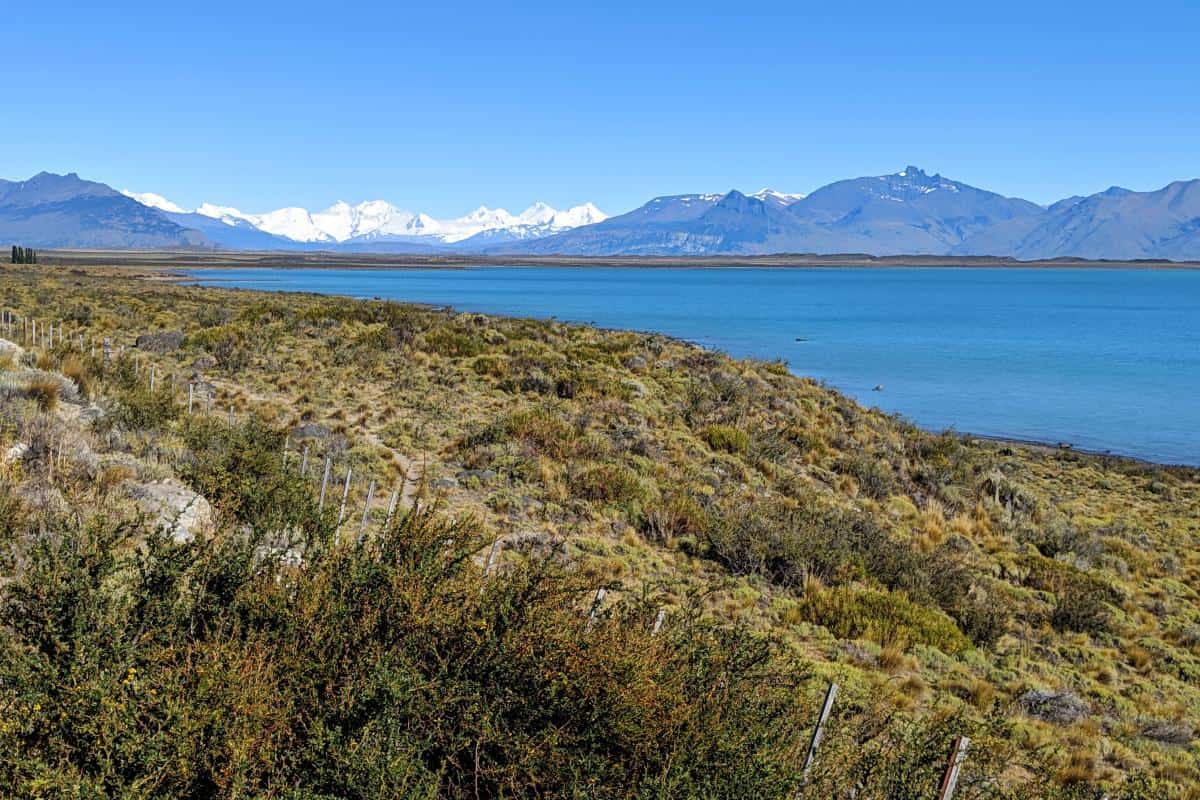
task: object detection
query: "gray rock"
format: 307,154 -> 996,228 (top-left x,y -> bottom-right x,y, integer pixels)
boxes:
3,442 -> 29,463
0,338 -> 25,362
431,477 -> 459,490
136,331 -> 185,354
79,404 -> 106,423
458,468 -> 497,483
1016,690 -> 1090,725
1139,719 -> 1193,745
127,480 -> 214,543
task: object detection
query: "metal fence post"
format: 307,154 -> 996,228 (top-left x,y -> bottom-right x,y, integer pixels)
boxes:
936,736 -> 970,800
801,682 -> 839,786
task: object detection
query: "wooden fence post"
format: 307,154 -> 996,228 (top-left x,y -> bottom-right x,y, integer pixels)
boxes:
299,445 -> 310,477
358,480 -> 376,541
187,383 -> 194,414
318,457 -> 333,511
936,736 -> 970,800
336,467 -> 353,531
801,682 -> 839,786
651,608 -> 667,636
483,539 -> 502,577
383,484 -> 400,531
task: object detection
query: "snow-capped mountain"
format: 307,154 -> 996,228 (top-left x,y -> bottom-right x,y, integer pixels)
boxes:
750,188 -> 805,207
121,190 -> 186,214
122,193 -> 610,246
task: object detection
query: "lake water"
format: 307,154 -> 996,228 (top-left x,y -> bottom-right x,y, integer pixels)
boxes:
186,267 -> 1200,465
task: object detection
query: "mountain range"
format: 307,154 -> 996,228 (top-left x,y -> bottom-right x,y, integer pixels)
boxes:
122,189 -> 609,250
3,168 -> 1200,260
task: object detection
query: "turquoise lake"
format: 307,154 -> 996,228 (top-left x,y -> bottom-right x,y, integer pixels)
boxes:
186,267 -> 1200,466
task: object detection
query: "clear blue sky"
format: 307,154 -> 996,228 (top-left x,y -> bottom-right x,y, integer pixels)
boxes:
4,1 -> 1198,216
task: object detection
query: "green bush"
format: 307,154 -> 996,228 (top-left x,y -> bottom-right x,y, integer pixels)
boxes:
837,453 -> 897,500
701,424 -> 750,455
178,415 -> 332,539
189,323 -> 255,372
0,504 -> 821,798
569,461 -> 647,505
797,584 -> 971,654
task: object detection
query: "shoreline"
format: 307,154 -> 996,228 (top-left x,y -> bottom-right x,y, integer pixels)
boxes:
42,249 -> 1200,272
157,268 -> 1200,472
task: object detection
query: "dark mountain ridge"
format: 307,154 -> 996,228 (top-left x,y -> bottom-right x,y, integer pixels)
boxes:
0,172 -> 207,249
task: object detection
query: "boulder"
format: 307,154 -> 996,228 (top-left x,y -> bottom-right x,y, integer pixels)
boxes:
127,480 -> 214,543
1139,719 -> 1193,745
0,338 -> 25,363
1016,690 -> 1090,725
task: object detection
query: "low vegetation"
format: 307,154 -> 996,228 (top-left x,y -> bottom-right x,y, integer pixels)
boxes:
0,264 -> 1197,797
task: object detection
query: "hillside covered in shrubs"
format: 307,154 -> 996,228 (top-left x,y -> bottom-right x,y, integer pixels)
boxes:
0,264 -> 1197,797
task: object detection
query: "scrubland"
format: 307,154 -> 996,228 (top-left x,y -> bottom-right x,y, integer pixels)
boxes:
0,265 -> 1197,798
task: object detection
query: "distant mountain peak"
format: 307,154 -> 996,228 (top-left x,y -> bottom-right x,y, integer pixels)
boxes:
751,188 -> 805,205
121,189 -> 186,214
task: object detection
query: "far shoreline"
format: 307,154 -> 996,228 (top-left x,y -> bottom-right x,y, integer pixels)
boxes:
38,249 -> 1200,272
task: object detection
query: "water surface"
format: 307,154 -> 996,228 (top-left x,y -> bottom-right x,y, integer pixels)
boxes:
187,266 -> 1200,465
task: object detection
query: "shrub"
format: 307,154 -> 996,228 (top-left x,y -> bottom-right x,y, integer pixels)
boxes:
797,584 -> 971,654
178,415 -> 331,538
0,504 -> 818,799
838,453 -> 897,500
701,424 -> 750,455
189,323 -> 254,372
1024,556 -> 1121,635
108,380 -> 180,431
569,461 -> 647,505
425,327 -> 486,358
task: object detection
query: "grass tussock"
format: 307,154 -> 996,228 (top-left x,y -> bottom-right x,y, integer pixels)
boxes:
25,375 -> 61,411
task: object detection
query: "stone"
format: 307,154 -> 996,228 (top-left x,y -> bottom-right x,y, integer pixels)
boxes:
127,480 -> 214,544
1139,719 -> 1193,745
0,338 -> 25,362
1016,690 -> 1090,725
3,442 -> 28,463
79,404 -> 106,423
431,477 -> 459,490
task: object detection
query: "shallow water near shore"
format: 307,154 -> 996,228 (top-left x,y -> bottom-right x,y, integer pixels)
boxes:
186,266 -> 1200,465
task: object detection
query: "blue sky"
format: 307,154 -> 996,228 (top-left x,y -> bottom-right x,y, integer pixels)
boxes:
4,1 -> 1198,216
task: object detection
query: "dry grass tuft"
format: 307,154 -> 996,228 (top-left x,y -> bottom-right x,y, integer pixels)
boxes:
26,376 -> 61,411
61,355 -> 92,396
